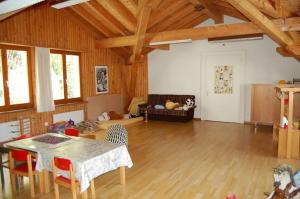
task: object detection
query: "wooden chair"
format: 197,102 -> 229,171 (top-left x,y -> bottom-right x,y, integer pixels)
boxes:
65,128 -> 80,137
9,149 -> 40,198
0,117 -> 33,186
52,157 -> 95,199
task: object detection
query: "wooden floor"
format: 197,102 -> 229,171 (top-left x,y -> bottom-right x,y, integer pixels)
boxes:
1,120 -> 300,199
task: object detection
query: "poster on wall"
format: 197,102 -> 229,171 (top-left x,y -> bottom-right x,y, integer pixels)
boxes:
214,65 -> 233,94
95,65 -> 109,94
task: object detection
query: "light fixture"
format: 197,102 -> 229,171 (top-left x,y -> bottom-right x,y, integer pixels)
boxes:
208,34 -> 264,43
149,39 -> 192,46
0,0 -> 44,15
51,0 -> 90,9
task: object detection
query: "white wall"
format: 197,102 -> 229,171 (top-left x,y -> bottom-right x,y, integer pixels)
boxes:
148,17 -> 300,121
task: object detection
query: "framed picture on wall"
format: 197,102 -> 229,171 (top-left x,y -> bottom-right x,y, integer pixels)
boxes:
95,65 -> 109,94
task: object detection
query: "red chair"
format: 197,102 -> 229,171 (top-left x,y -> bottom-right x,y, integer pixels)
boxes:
15,134 -> 33,140
52,157 -> 95,199
64,128 -> 79,137
9,149 -> 41,198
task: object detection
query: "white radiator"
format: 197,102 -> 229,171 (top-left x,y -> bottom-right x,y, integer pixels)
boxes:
53,110 -> 84,124
0,120 -> 20,142
0,118 -> 32,142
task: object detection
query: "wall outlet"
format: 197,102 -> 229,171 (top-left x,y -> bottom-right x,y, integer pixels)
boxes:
44,122 -> 49,127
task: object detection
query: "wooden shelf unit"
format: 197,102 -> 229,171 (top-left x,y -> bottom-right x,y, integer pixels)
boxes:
273,85 -> 300,159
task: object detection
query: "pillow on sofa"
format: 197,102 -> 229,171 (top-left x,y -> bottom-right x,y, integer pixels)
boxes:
154,104 -> 165,109
165,100 -> 180,110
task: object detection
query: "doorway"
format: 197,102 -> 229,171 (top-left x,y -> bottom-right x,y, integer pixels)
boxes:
201,51 -> 245,123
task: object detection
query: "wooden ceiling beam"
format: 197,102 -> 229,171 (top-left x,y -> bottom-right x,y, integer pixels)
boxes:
147,44 -> 170,50
276,47 -> 293,57
118,0 -> 138,17
96,21 -> 262,48
129,0 -> 152,63
216,4 -> 249,21
246,0 -> 280,18
226,0 -> 294,47
88,1 -> 128,36
96,0 -> 136,33
286,45 -> 300,56
288,32 -> 300,44
95,17 -> 300,48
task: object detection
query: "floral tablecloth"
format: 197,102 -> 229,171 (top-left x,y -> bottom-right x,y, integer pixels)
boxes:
5,133 -> 133,192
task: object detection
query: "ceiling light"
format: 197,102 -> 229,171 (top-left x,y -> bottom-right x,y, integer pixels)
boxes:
0,0 -> 44,14
149,39 -> 192,46
51,0 -> 90,9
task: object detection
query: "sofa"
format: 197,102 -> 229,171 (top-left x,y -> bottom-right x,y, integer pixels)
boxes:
139,94 -> 196,122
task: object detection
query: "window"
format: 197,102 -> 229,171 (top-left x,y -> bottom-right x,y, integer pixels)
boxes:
50,50 -> 82,104
0,45 -> 33,111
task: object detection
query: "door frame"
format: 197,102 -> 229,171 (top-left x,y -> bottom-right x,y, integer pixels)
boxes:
200,50 -> 246,123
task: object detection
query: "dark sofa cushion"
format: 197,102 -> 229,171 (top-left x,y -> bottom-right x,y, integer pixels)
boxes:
147,108 -> 189,117
148,94 -> 195,107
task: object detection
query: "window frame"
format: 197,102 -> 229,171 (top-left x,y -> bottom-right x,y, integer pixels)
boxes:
50,49 -> 82,105
0,44 -> 34,112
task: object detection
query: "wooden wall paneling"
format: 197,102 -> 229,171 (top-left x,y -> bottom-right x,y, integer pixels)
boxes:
148,3 -> 194,33
70,5 -> 115,37
0,4 -> 148,134
148,0 -> 187,30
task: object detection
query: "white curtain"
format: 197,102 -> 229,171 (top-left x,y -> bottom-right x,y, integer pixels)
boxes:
35,47 -> 55,112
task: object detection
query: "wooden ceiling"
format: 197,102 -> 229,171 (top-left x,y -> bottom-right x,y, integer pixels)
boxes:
1,0 -> 300,62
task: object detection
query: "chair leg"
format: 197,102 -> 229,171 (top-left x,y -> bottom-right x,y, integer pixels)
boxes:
0,152 -> 4,186
81,190 -> 87,199
54,183 -> 59,199
71,184 -> 77,199
91,179 -> 96,199
9,152 -> 17,193
28,156 -> 35,198
38,172 -> 44,193
28,173 -> 35,197
10,173 -> 17,193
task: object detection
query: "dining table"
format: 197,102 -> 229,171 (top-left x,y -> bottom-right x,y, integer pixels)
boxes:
4,133 -> 133,196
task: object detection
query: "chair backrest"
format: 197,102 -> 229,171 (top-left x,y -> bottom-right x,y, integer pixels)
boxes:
54,157 -> 72,171
65,128 -> 79,137
11,149 -> 29,162
15,134 -> 33,140
104,124 -> 128,147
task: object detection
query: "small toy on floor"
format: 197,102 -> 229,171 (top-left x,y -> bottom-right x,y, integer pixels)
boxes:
226,194 -> 237,199
98,112 -> 110,121
266,164 -> 300,199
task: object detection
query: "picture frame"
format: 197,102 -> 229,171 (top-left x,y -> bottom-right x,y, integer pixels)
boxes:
95,65 -> 109,94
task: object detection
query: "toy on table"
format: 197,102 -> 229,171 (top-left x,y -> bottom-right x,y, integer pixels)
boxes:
49,120 -> 74,134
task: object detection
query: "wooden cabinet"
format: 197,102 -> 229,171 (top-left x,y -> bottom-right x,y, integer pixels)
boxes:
251,84 -> 280,125
273,85 -> 300,159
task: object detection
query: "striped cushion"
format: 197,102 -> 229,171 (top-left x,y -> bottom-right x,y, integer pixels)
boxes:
104,124 -> 128,147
